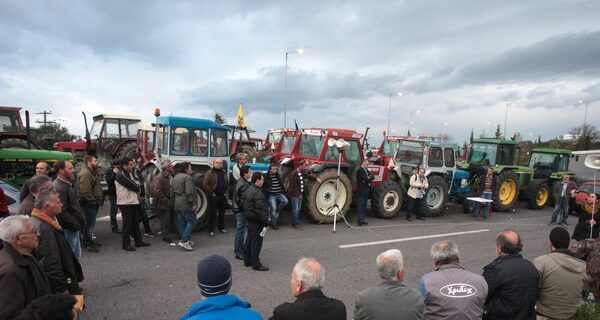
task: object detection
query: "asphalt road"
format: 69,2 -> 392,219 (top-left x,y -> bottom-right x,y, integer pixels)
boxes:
80,201 -> 567,320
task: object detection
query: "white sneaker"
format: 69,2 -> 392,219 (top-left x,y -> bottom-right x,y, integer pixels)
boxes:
189,240 -> 194,247
178,241 -> 193,251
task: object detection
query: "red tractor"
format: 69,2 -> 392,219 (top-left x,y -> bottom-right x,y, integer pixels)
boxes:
274,128 -> 402,223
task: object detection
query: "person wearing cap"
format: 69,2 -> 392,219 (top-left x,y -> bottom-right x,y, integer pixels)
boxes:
533,227 -> 586,320
181,254 -> 262,320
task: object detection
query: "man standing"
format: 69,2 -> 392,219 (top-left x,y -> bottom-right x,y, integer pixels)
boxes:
533,227 -> 586,319
78,155 -> 103,251
233,165 -> 251,260
154,159 -> 174,244
172,162 -> 197,251
180,255 -> 262,320
550,175 -> 577,226
263,163 -> 288,229
203,158 -> 228,237
356,159 -> 374,226
407,168 -> 428,221
287,160 -> 321,229
418,241 -> 488,319
354,249 -> 423,320
30,191 -> 83,296
271,258 -> 346,320
473,167 -> 494,219
0,216 -> 51,320
483,229 -> 539,320
19,161 -> 49,202
18,175 -> 54,216
242,172 -> 270,271
53,160 -> 87,257
105,158 -> 122,233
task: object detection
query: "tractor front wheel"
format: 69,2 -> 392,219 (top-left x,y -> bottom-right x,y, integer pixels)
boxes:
371,180 -> 402,218
493,170 -> 519,212
527,182 -> 550,210
422,175 -> 449,216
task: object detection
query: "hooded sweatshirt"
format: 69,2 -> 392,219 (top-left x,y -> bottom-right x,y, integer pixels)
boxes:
533,250 -> 587,319
180,294 -> 263,320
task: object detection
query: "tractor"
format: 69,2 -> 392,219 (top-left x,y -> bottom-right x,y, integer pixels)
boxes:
272,128 -> 403,223
522,148 -> 574,209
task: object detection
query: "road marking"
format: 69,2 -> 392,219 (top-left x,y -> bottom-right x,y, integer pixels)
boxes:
339,229 -> 491,249
98,213 -> 121,222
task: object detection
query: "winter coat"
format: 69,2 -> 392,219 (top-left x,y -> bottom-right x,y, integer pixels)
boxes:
572,203 -> 600,241
233,178 -> 250,213
482,253 -> 539,320
356,167 -> 374,197
242,184 -> 269,225
77,165 -> 103,205
354,280 -> 423,320
180,294 -> 262,320
115,170 -> 141,206
270,289 -> 346,320
287,168 -> 317,198
407,175 -> 428,199
0,242 -> 51,320
171,173 -> 197,212
105,168 -> 117,197
17,194 -> 34,216
552,180 -> 577,202
263,172 -> 286,196
203,168 -> 229,197
53,177 -> 86,232
533,250 -> 586,319
154,170 -> 171,213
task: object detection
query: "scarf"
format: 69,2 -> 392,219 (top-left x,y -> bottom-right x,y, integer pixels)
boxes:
583,202 -> 600,216
31,208 -> 62,231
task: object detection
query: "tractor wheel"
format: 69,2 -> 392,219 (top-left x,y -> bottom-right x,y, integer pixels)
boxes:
117,141 -> 138,159
193,187 -> 209,230
527,182 -> 550,210
422,175 -> 449,216
493,170 -> 519,212
305,169 -> 352,223
371,180 -> 403,218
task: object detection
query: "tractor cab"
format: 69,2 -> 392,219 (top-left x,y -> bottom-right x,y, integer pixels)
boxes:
528,148 -> 571,179
467,138 -> 516,170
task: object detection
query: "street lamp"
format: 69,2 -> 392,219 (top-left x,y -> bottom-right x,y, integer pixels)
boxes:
578,99 -> 589,129
284,48 -> 303,129
408,109 -> 420,135
387,92 -> 402,135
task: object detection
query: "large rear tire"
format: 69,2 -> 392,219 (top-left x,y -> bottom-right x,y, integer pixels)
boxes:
305,169 -> 352,223
117,141 -> 138,159
193,187 -> 209,230
371,180 -> 402,218
422,175 -> 448,216
494,170 -> 519,212
527,182 -> 550,210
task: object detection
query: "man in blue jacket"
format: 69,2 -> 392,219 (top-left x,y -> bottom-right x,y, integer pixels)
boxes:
181,255 -> 262,320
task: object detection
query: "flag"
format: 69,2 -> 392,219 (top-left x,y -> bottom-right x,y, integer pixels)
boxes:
236,103 -> 246,128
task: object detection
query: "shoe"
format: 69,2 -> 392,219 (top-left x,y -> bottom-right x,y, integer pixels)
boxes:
209,232 -> 215,237
272,225 -> 279,230
85,246 -> 100,253
112,228 -> 121,234
135,242 -> 151,247
561,221 -> 569,226
219,229 -> 228,234
144,231 -> 157,238
407,217 -> 413,222
548,221 -> 556,226
123,246 -> 136,252
244,261 -> 251,267
91,233 -> 97,240
361,221 -> 368,225
162,237 -> 172,244
416,217 -> 426,220
292,224 -> 302,230
177,241 -> 193,251
189,240 -> 194,246
253,265 -> 269,271
235,255 -> 244,261
91,242 -> 102,247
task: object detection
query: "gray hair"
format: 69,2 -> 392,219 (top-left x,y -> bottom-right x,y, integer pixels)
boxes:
431,240 -> 460,265
237,153 -> 248,161
376,249 -> 404,280
28,175 -> 52,194
0,215 -> 30,242
160,159 -> 172,170
34,190 -> 57,209
293,258 -> 325,290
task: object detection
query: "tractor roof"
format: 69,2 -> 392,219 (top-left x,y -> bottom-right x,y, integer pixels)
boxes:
531,147 -> 571,155
156,116 -> 229,131
0,106 -> 22,112
472,138 -> 517,145
138,122 -> 154,131
92,114 -> 141,121
299,128 -> 363,139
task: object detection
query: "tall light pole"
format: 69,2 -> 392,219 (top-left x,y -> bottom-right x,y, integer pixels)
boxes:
579,99 -> 589,129
387,92 -> 402,135
408,109 -> 420,135
284,48 -> 303,128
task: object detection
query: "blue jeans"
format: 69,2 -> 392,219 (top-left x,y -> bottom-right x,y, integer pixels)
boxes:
175,210 -> 196,242
80,202 -> 99,246
551,197 -> 569,224
474,192 -> 492,218
63,229 -> 81,260
268,194 -> 288,226
291,196 -> 302,225
356,195 -> 368,223
234,212 -> 247,257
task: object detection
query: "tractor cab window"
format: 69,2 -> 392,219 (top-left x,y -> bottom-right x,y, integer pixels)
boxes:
428,147 -> 443,167
557,154 -> 569,171
102,119 -> 120,138
210,129 -> 228,157
119,120 -> 139,138
345,140 -> 362,181
469,143 -> 496,166
156,126 -> 166,155
530,153 -> 568,172
268,132 -> 283,145
89,119 -> 103,138
444,148 -> 455,167
192,129 -> 208,156
0,112 -> 22,132
299,136 -> 324,158
171,127 -> 190,155
382,140 -> 396,157
281,136 -> 296,154
497,145 -> 514,165
395,141 -> 423,165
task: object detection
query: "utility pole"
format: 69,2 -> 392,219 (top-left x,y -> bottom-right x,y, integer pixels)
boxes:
36,111 -> 56,125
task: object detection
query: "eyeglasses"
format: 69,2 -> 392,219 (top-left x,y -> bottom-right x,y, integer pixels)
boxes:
19,230 -> 40,237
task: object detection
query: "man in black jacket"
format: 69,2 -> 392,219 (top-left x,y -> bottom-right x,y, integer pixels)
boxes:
356,159 -> 374,226
105,158 -> 122,233
242,172 -> 270,271
54,160 -> 88,256
482,229 -> 539,320
270,258 -> 346,320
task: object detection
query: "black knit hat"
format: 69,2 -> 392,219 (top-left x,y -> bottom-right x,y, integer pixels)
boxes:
197,255 -> 232,297
549,227 -> 570,249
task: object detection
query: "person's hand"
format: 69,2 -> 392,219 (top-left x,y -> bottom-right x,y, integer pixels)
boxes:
317,178 -> 323,183
591,220 -> 597,227
113,167 -> 119,173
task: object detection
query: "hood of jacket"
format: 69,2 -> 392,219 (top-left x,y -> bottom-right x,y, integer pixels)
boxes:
548,251 -> 586,274
181,294 -> 253,319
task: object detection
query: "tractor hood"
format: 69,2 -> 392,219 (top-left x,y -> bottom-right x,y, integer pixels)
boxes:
454,169 -> 469,180
0,148 -> 75,161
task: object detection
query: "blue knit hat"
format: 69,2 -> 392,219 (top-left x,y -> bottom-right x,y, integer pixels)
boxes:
197,255 -> 232,297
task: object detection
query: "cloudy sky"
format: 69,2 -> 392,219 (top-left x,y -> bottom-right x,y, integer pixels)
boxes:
1,0 -> 599,147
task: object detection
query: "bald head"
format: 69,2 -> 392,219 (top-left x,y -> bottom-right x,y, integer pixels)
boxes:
496,229 -> 523,255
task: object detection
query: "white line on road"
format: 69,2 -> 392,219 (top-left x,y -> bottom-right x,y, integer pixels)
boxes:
339,229 -> 491,249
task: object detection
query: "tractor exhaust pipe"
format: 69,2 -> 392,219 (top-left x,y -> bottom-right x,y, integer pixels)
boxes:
25,110 -> 32,149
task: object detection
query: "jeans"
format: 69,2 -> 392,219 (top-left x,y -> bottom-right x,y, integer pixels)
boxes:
176,210 -> 197,242
120,205 -> 143,249
356,194 -> 368,223
108,195 -> 119,230
234,211 -> 247,257
291,196 -> 302,225
268,194 -> 288,226
551,197 -> 569,224
244,222 -> 264,268
474,191 -> 492,218
80,202 -> 99,247
63,229 -> 82,260
208,195 -> 226,232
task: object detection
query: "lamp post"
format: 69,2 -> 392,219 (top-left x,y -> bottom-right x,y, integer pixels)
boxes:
387,92 -> 402,135
578,99 -> 589,129
284,48 -> 303,129
408,109 -> 420,135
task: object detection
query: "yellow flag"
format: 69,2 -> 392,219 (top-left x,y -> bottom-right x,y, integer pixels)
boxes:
236,103 -> 247,128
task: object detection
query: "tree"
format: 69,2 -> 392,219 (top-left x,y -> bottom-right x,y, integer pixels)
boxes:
31,124 -> 75,150
570,124 -> 600,150
213,112 -> 226,124
469,128 -> 474,144
494,125 -> 502,138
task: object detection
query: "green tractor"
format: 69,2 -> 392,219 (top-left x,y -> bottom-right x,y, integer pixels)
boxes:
458,138 -> 533,212
522,148 -> 573,209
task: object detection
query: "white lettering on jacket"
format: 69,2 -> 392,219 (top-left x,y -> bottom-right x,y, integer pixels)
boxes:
439,284 -> 477,298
